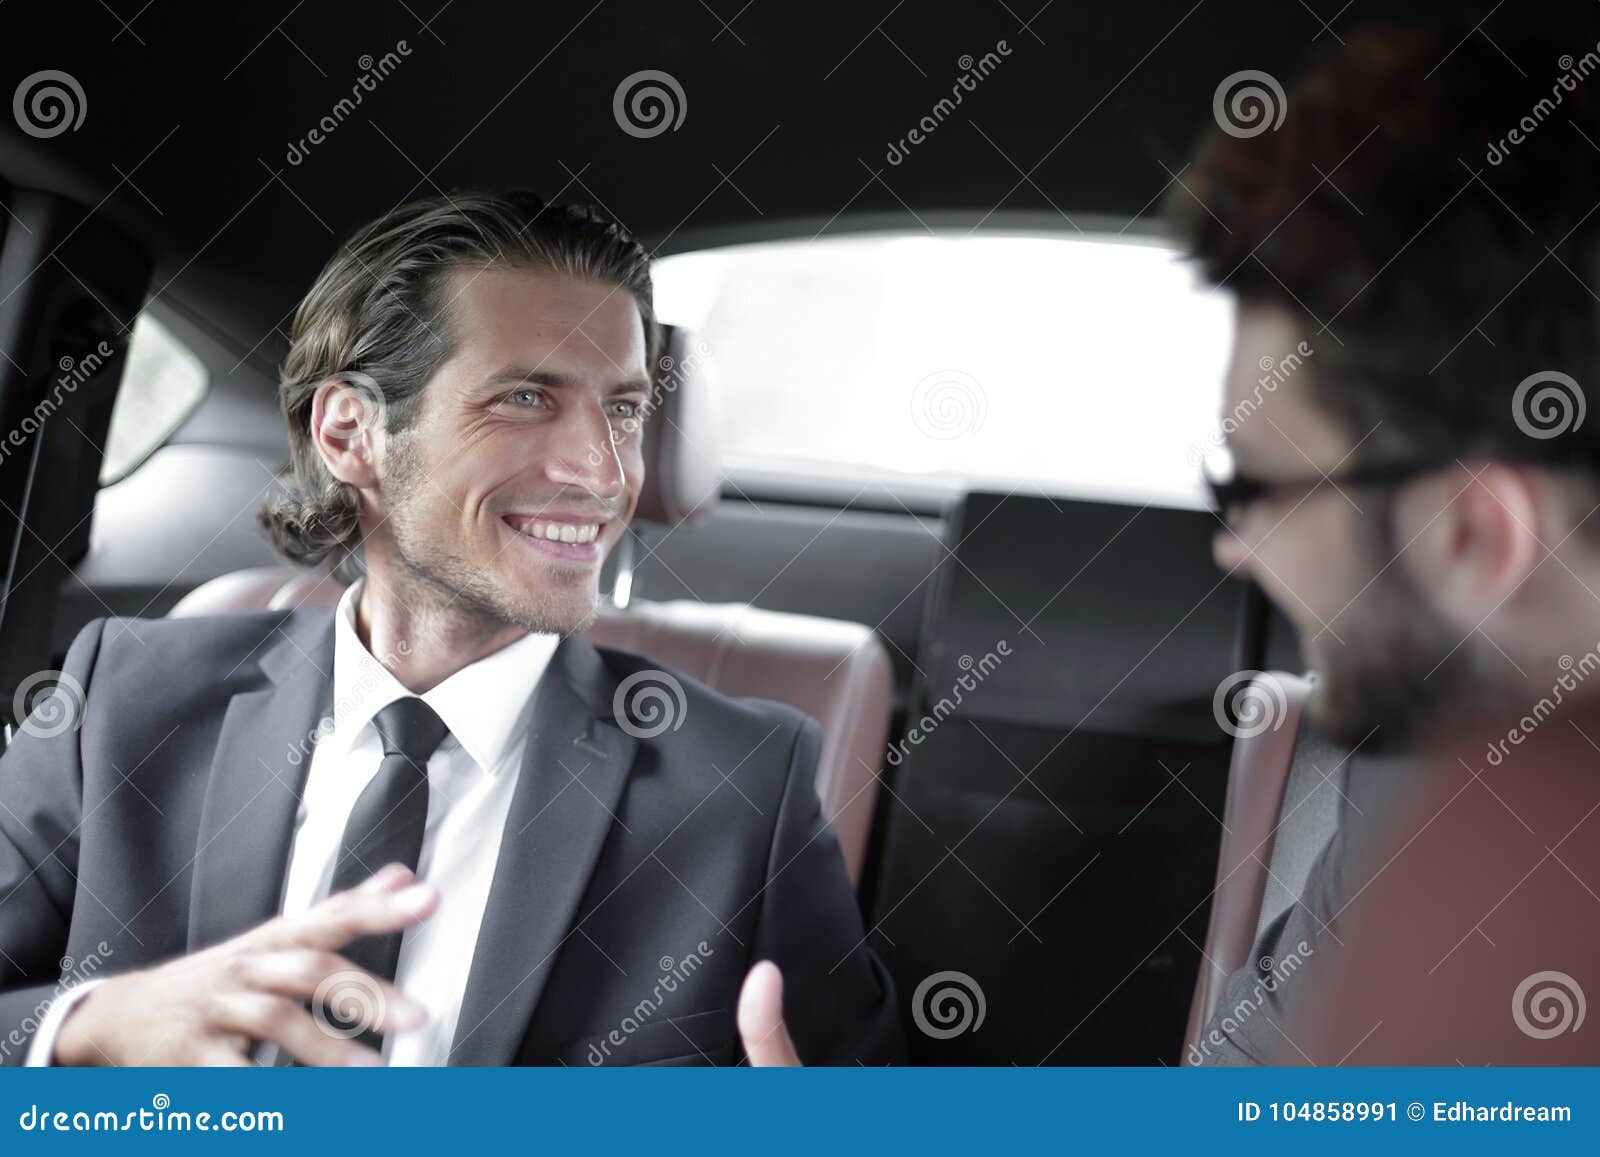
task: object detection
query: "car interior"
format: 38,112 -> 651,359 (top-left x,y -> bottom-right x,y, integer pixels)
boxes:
0,0 -> 1484,1065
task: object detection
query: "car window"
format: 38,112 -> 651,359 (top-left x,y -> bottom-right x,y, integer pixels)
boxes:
99,313 -> 209,485
652,232 -> 1233,507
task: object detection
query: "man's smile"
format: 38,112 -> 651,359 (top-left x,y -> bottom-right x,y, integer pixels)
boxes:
501,513 -> 609,563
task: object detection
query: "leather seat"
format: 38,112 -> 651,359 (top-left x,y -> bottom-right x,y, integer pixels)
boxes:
1183,670 -> 1313,1056
168,325 -> 891,886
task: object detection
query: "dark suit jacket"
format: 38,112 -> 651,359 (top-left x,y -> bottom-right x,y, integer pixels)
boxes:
0,609 -> 904,1066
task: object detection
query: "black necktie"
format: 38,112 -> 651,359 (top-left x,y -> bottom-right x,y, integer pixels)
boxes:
318,696 -> 449,1051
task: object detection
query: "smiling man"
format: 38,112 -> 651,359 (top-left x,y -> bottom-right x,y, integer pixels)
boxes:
0,191 -> 901,1067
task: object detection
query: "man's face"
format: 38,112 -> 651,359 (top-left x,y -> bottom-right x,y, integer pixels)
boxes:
1211,305 -> 1464,748
373,264 -> 650,636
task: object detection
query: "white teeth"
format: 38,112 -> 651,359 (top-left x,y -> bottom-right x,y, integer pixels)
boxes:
512,519 -> 600,544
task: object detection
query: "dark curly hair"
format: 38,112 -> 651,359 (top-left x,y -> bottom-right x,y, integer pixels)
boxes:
1169,23 -> 1600,473
259,190 -> 657,579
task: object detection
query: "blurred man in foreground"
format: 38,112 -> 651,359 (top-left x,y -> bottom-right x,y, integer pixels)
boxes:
1171,23 -> 1600,1065
740,23 -> 1600,1065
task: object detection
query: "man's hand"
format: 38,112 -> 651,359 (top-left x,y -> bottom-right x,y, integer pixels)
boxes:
54,863 -> 437,1066
737,960 -> 802,1066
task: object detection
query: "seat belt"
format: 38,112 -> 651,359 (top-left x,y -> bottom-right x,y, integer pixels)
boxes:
1254,724 -> 1348,943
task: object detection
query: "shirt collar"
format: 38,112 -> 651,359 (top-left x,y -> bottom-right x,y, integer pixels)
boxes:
330,579 -> 561,776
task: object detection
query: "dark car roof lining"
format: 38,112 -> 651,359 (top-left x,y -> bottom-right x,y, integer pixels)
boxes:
0,0 -> 1500,374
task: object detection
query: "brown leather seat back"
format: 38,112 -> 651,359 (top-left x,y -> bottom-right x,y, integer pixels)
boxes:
584,601 -> 888,883
1183,671 -> 1311,1055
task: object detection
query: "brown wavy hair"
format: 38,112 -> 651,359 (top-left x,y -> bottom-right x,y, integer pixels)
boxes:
1169,24 -> 1600,472
259,190 -> 656,579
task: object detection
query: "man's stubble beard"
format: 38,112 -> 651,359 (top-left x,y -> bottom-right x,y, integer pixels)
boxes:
1305,502 -> 1493,754
378,437 -> 602,639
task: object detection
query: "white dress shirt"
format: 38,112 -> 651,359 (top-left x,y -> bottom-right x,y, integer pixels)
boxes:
276,579 -> 559,1065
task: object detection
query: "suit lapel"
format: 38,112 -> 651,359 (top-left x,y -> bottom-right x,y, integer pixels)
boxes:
449,635 -> 636,1065
187,610 -> 335,952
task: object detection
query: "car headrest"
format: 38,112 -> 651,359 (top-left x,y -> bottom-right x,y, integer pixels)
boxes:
635,324 -> 721,527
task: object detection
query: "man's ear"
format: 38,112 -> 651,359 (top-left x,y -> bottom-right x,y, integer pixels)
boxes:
309,376 -> 385,490
1397,462 -> 1543,628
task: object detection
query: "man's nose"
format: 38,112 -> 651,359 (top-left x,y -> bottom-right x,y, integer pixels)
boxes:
1213,523 -> 1251,576
544,404 -> 626,500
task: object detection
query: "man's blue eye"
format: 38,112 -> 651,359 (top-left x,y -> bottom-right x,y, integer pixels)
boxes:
508,389 -> 542,407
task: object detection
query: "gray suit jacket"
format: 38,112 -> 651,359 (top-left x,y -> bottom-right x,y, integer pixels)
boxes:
0,609 -> 903,1066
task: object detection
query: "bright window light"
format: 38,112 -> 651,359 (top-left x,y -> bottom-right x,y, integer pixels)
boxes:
100,314 -> 208,485
652,231 -> 1233,507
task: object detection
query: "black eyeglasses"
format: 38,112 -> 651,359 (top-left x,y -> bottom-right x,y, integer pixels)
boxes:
1202,457 -> 1458,528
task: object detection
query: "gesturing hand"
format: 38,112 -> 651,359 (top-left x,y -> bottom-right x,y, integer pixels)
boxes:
737,960 -> 802,1067
55,863 -> 437,1066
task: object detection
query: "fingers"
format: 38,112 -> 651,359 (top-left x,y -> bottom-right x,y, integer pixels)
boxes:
185,864 -> 434,1067
256,865 -> 439,951
183,1045 -> 253,1067
737,961 -> 802,1067
230,950 -> 428,1035
207,992 -> 385,1068
356,863 -> 415,894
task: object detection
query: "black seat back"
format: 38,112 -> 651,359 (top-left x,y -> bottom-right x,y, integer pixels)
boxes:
870,492 -> 1251,1064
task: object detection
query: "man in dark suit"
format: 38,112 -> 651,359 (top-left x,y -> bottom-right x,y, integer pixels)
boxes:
0,190 -> 900,1067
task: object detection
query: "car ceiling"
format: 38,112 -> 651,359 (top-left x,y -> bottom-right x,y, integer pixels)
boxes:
0,0 -> 1521,375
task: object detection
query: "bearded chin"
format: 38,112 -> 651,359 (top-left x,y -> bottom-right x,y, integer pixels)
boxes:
1301,571 -> 1480,755
385,492 -> 602,638
397,541 -> 601,637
